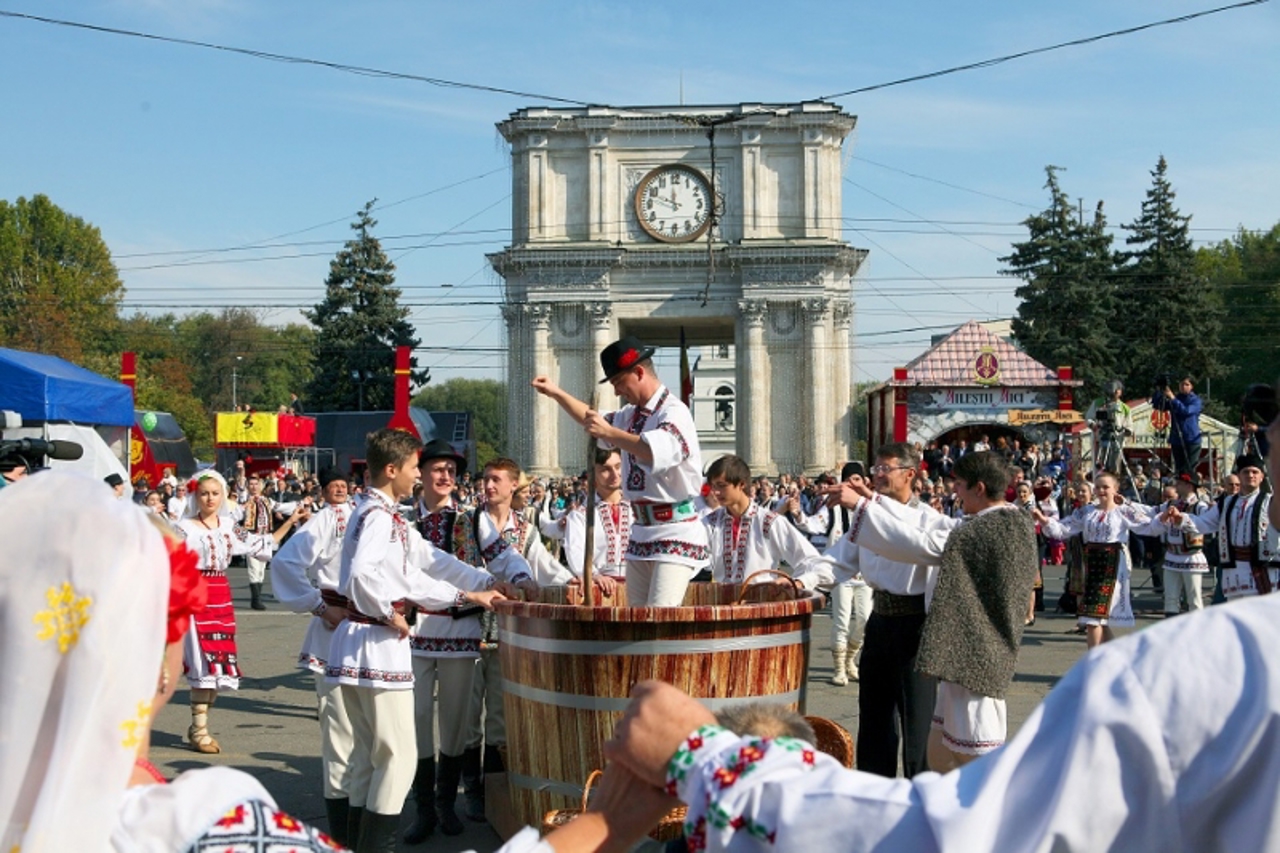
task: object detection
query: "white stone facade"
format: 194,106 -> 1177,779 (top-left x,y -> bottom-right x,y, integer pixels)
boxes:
490,103 -> 865,476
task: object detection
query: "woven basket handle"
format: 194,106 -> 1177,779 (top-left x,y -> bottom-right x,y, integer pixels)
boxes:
580,768 -> 603,812
736,569 -> 800,604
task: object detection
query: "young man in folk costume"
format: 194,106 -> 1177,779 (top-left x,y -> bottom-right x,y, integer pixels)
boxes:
325,429 -> 507,853
794,461 -> 874,685
268,467 -> 360,845
533,336 -> 709,606
460,458 -> 573,824
563,446 -> 631,592
824,451 -> 1040,770
702,454 -> 823,586
1169,453 -> 1278,600
1150,472 -> 1211,618
791,442 -> 941,778
405,441 -> 537,839
240,470 -> 301,610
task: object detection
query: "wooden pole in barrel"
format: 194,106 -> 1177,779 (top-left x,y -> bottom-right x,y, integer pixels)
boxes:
582,393 -> 598,606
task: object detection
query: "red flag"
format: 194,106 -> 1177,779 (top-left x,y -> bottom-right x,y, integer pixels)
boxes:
679,327 -> 693,406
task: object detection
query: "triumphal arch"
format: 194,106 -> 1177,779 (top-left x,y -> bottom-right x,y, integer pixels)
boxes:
490,102 -> 866,475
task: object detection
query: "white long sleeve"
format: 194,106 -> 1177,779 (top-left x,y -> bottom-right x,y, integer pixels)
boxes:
269,510 -> 332,613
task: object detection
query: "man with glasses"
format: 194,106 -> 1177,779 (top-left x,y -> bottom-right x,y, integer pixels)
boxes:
793,442 -> 941,778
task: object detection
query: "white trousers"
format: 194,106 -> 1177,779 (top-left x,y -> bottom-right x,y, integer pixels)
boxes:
315,674 -> 354,799
1163,569 -> 1205,615
466,647 -> 505,749
246,555 -> 268,584
831,580 -> 873,649
340,685 -> 416,814
626,559 -> 694,607
412,655 -> 477,759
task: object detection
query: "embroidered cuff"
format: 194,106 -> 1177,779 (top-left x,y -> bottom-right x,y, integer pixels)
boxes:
484,573 -> 499,591
664,724 -> 736,800
508,572 -> 531,587
311,601 -> 328,617
454,590 -> 470,608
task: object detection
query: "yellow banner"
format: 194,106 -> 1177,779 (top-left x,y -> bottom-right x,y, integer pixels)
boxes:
216,412 -> 280,444
1008,409 -> 1083,426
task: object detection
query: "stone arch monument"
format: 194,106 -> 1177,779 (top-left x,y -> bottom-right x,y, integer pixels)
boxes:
490,102 -> 867,476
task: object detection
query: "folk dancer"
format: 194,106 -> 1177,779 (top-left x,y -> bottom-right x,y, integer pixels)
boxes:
1152,473 -> 1211,617
794,461 -> 874,685
1034,472 -> 1157,648
268,468 -> 359,845
1168,453 -> 1277,600
324,429 -> 507,853
462,459 -> 572,826
828,451 -> 1040,769
533,336 -> 709,606
563,446 -> 632,590
1085,380 -> 1133,476
791,442 -> 942,778
406,441 -> 536,839
241,470 -> 300,610
176,469 -> 308,754
701,454 -> 823,585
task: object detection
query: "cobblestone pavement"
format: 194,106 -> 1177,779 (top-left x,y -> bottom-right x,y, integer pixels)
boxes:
150,564 -> 1173,851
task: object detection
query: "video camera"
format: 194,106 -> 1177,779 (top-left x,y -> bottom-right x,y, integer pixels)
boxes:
1242,382 -> 1278,427
1152,371 -> 1179,395
0,411 -> 86,474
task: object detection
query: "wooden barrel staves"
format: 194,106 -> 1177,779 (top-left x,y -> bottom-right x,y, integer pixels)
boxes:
495,582 -> 819,831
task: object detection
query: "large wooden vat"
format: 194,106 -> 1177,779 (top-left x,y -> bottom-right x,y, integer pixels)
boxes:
495,582 -> 819,829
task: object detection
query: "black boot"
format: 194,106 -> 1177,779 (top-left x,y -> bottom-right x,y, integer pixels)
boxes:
482,743 -> 506,774
435,752 -> 465,836
323,797 -> 351,848
249,582 -> 266,610
403,757 -> 437,843
461,745 -> 485,822
355,810 -> 400,853
346,806 -> 364,851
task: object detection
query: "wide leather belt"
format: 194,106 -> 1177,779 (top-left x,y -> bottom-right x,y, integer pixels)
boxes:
632,498 -> 697,526
321,590 -> 350,608
346,599 -> 408,625
872,590 -> 926,617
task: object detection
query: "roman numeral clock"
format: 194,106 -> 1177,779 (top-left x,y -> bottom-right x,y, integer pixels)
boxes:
633,164 -> 712,243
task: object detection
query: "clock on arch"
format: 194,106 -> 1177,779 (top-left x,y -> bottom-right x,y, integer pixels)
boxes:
633,164 -> 712,243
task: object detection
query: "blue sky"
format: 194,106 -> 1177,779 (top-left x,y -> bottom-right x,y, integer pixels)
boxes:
2,0 -> 1276,388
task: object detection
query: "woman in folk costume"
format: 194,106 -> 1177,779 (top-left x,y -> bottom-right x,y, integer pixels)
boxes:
0,472 -> 342,853
1035,472 -> 1157,648
175,469 -> 309,753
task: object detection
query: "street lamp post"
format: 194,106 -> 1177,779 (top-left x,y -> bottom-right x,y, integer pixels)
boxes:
232,356 -> 243,409
351,368 -> 365,412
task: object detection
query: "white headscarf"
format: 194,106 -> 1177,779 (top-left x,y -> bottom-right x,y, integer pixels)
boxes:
0,472 -> 168,853
183,469 -> 232,520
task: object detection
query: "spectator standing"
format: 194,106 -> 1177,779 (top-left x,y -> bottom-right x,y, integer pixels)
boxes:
1152,376 -> 1202,476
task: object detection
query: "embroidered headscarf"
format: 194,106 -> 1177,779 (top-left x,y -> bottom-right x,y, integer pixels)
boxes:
184,469 -> 233,520
0,472 -> 168,853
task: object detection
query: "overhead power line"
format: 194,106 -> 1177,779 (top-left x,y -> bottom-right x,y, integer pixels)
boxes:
816,0 -> 1270,100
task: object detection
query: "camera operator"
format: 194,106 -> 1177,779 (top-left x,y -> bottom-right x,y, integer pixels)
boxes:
1152,375 -> 1202,477
1086,380 -> 1132,476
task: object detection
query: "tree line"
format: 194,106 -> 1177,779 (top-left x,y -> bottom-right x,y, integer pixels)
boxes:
1004,157 -> 1279,418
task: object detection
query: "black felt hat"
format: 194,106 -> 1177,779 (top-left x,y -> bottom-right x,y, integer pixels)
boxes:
318,467 -> 348,488
599,336 -> 657,383
421,438 -> 467,475
840,461 -> 866,481
1235,453 -> 1265,474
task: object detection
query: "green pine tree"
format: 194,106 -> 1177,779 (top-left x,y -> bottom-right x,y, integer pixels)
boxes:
1114,156 -> 1223,397
304,201 -> 428,412
1002,167 -> 1119,402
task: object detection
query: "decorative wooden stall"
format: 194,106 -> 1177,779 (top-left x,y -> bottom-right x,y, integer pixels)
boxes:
495,582 -> 819,831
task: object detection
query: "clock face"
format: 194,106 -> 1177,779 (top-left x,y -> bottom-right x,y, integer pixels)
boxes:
634,165 -> 712,243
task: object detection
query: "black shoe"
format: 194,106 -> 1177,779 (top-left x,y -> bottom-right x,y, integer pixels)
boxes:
461,745 -> 486,822
356,810 -> 399,853
249,582 -> 267,610
482,744 -> 506,774
323,797 -> 350,848
435,753 -> 465,836
403,757 -> 437,844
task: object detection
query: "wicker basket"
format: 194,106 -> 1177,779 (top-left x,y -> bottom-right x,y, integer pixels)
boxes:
805,715 -> 855,768
540,769 -> 602,835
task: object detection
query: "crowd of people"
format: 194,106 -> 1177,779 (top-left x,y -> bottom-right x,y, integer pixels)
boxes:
4,337 -> 1278,853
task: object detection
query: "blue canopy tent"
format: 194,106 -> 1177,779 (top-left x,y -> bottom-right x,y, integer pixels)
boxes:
0,347 -> 134,427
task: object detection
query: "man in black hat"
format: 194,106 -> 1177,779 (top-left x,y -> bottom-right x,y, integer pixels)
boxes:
1169,453 -> 1277,600
1149,472 -> 1210,618
533,335 -> 709,606
103,471 -> 127,499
